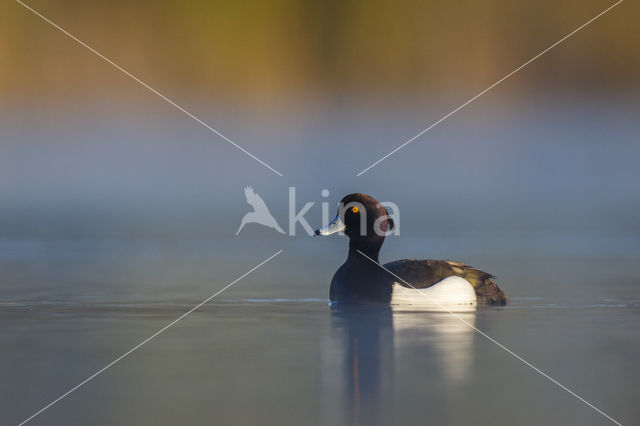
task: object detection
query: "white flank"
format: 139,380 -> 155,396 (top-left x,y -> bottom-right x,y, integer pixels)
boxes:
390,276 -> 477,311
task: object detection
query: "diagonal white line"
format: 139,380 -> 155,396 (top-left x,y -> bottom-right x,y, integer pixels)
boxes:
356,250 -> 623,426
356,0 -> 624,176
15,0 -> 283,177
17,249 -> 284,426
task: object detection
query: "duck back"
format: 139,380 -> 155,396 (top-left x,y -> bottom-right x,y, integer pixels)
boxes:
384,259 -> 508,306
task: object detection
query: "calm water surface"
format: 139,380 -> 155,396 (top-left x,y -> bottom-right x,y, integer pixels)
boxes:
1,238 -> 638,425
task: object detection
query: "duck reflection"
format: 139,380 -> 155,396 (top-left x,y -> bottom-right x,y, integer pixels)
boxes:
322,305 -> 477,425
392,307 -> 477,383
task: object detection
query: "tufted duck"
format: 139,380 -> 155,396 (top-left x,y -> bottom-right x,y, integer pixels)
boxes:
314,193 -> 508,307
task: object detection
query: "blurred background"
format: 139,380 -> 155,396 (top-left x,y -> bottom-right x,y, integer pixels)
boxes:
0,0 -> 638,298
1,0 -> 638,235
1,0 -> 639,298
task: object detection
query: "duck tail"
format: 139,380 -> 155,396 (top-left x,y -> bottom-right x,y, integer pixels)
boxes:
446,261 -> 508,306
475,277 -> 508,306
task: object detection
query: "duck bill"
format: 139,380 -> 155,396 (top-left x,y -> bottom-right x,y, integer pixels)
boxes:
314,215 -> 346,236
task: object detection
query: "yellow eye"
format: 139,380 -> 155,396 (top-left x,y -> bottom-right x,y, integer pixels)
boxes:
352,206 -> 359,213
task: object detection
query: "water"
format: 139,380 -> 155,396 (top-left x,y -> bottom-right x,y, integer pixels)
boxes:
1,237 -> 638,425
1,96 -> 639,424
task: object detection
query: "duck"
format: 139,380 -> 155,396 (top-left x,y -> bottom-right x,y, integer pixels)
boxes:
314,193 -> 508,307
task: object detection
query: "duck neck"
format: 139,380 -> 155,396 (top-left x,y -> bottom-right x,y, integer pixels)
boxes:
347,238 -> 382,263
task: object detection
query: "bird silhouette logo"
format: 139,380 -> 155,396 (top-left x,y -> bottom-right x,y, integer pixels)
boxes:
236,186 -> 286,236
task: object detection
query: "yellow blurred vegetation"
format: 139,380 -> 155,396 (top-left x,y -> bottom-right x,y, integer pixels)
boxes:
1,0 -> 638,102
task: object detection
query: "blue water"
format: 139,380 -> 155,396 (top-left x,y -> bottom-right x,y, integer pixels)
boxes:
1,236 -> 638,426
2,98 -> 639,424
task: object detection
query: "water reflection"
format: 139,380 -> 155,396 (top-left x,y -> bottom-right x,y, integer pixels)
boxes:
323,306 -> 476,425
392,307 -> 477,383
